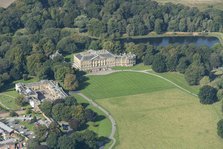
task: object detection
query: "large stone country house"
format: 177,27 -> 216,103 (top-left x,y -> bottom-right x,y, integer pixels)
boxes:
73,49 -> 136,72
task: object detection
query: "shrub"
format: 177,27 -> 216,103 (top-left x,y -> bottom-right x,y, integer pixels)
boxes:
198,85 -> 218,104
217,119 -> 223,138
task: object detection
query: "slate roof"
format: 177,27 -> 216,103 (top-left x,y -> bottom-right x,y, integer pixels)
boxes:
0,122 -> 13,133
75,50 -> 115,61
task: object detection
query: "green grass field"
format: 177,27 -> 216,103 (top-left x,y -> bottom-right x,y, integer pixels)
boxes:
151,71 -> 200,94
82,72 -> 175,99
98,89 -> 223,149
112,63 -> 151,71
0,95 -> 19,110
81,71 -> 223,149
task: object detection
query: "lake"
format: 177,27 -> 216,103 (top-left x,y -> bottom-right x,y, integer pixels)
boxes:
121,36 -> 220,47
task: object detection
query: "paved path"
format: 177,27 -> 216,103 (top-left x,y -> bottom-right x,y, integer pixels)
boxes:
136,70 -> 197,97
70,91 -> 116,149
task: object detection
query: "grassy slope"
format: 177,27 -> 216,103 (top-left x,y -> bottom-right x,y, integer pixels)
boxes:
81,71 -> 223,149
155,0 -> 223,10
73,94 -> 112,137
98,89 -> 223,149
81,72 -> 175,99
152,71 -> 200,94
0,95 -> 19,110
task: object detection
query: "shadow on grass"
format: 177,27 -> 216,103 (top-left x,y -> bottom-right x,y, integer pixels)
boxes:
0,82 -> 15,93
77,70 -> 90,90
0,77 -> 33,93
93,115 -> 106,122
78,123 -> 89,131
81,103 -> 90,108
98,136 -> 111,148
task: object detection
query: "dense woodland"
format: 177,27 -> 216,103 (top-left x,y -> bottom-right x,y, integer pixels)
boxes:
0,0 -> 223,148
28,96 -> 100,149
0,0 -> 223,90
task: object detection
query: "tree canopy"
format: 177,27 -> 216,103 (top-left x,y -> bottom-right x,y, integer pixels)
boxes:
198,85 -> 218,104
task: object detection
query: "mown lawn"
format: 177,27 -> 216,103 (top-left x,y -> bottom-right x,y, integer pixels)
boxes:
112,63 -> 151,71
81,72 -> 175,99
81,71 -> 223,149
151,71 -> 200,94
98,89 -> 223,149
73,94 -> 111,138
0,95 -> 19,110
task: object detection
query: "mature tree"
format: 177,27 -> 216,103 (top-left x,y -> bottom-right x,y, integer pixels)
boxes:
217,119 -> 223,138
25,19 -> 40,33
23,74 -> 29,80
9,111 -> 18,117
26,53 -> 45,76
88,40 -> 101,50
52,103 -> 64,121
152,54 -> 166,73
209,53 -> 222,69
34,125 -> 48,142
217,89 -> 223,101
53,65 -> 72,82
74,15 -> 89,31
154,19 -> 163,34
80,130 -> 98,149
27,139 -> 40,149
46,132 -> 59,148
40,100 -> 53,117
102,41 -> 114,51
64,96 -> 77,106
88,18 -> 105,37
85,109 -> 97,121
199,76 -> 210,86
176,57 -> 190,74
198,85 -> 218,104
15,95 -> 28,106
73,105 -> 87,125
184,64 -> 206,85
64,73 -> 79,91
58,135 -> 76,149
37,65 -> 53,80
57,37 -> 77,54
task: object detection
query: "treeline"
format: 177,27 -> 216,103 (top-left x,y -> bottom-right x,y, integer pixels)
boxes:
28,96 -> 101,149
0,0 -> 223,36
143,44 -> 223,85
0,29 -> 91,90
1,0 -> 223,89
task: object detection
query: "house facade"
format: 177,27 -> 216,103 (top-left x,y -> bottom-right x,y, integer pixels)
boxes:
73,49 -> 136,72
